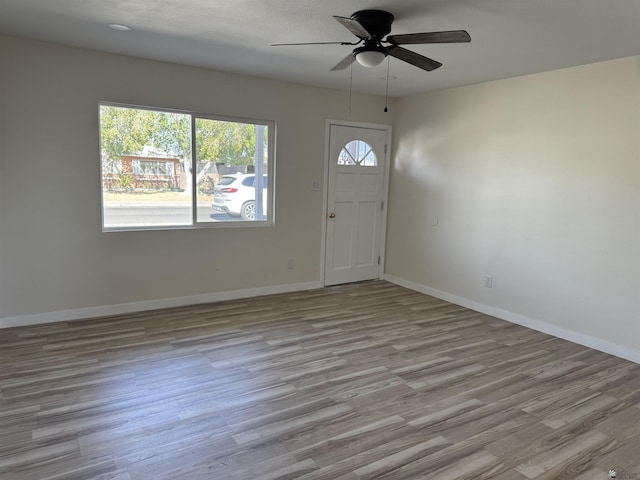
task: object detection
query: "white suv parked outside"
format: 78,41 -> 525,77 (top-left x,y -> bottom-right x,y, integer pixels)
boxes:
211,174 -> 267,220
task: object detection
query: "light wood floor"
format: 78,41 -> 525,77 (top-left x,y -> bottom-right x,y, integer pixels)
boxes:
1,281 -> 639,480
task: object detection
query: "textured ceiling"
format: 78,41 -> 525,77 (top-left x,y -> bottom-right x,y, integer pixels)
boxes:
1,0 -> 640,97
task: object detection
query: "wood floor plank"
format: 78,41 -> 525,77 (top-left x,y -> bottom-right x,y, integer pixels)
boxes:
1,280 -> 639,479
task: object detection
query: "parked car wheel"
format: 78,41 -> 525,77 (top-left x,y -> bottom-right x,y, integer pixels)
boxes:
241,201 -> 256,221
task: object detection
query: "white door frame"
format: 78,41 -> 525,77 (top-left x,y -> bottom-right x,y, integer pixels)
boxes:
321,119 -> 392,286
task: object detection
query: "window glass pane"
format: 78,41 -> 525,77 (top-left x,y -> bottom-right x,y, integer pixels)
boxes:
100,105 -> 192,229
337,140 -> 377,166
196,118 -> 270,223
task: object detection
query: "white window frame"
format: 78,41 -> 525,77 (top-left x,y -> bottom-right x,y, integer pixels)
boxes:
99,102 -> 276,231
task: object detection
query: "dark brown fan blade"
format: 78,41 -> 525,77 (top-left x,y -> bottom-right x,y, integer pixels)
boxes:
330,52 -> 356,71
386,46 -> 442,71
271,41 -> 357,46
387,30 -> 471,45
333,15 -> 372,39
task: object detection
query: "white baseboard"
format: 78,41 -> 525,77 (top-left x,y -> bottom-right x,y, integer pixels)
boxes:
0,281 -> 323,329
384,274 -> 640,365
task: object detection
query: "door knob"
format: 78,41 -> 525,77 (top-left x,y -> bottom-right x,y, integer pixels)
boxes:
328,212 -> 336,218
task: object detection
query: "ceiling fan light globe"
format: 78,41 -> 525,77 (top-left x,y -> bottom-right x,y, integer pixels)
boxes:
355,50 -> 386,67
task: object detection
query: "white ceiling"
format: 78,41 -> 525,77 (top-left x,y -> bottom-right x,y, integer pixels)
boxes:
1,0 -> 640,97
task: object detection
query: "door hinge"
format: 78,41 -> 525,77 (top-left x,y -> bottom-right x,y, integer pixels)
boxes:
384,144 -> 388,154
380,201 -> 384,211
378,256 -> 381,265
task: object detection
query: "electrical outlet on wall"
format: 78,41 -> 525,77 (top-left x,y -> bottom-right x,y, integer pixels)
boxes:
287,258 -> 295,270
484,275 -> 493,288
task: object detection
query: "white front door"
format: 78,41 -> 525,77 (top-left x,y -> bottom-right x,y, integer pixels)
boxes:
324,123 -> 390,286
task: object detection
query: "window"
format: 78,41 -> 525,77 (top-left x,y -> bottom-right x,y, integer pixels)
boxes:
99,104 -> 274,230
337,140 -> 377,166
241,176 -> 268,188
131,160 -> 175,176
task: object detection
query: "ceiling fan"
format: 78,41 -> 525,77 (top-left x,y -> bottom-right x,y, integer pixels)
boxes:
272,9 -> 471,72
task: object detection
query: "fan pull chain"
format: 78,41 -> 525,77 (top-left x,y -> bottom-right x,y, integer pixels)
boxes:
384,56 -> 390,113
348,61 -> 353,115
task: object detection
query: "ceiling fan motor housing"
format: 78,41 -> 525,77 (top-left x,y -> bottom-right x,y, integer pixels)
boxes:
350,10 -> 394,39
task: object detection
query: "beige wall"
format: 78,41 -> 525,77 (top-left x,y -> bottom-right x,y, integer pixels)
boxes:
387,56 -> 640,354
0,35 -> 393,321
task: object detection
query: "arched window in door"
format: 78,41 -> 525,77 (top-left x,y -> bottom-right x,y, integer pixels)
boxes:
337,140 -> 377,166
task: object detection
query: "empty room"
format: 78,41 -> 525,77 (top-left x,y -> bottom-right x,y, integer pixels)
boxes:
1,1 -> 639,479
